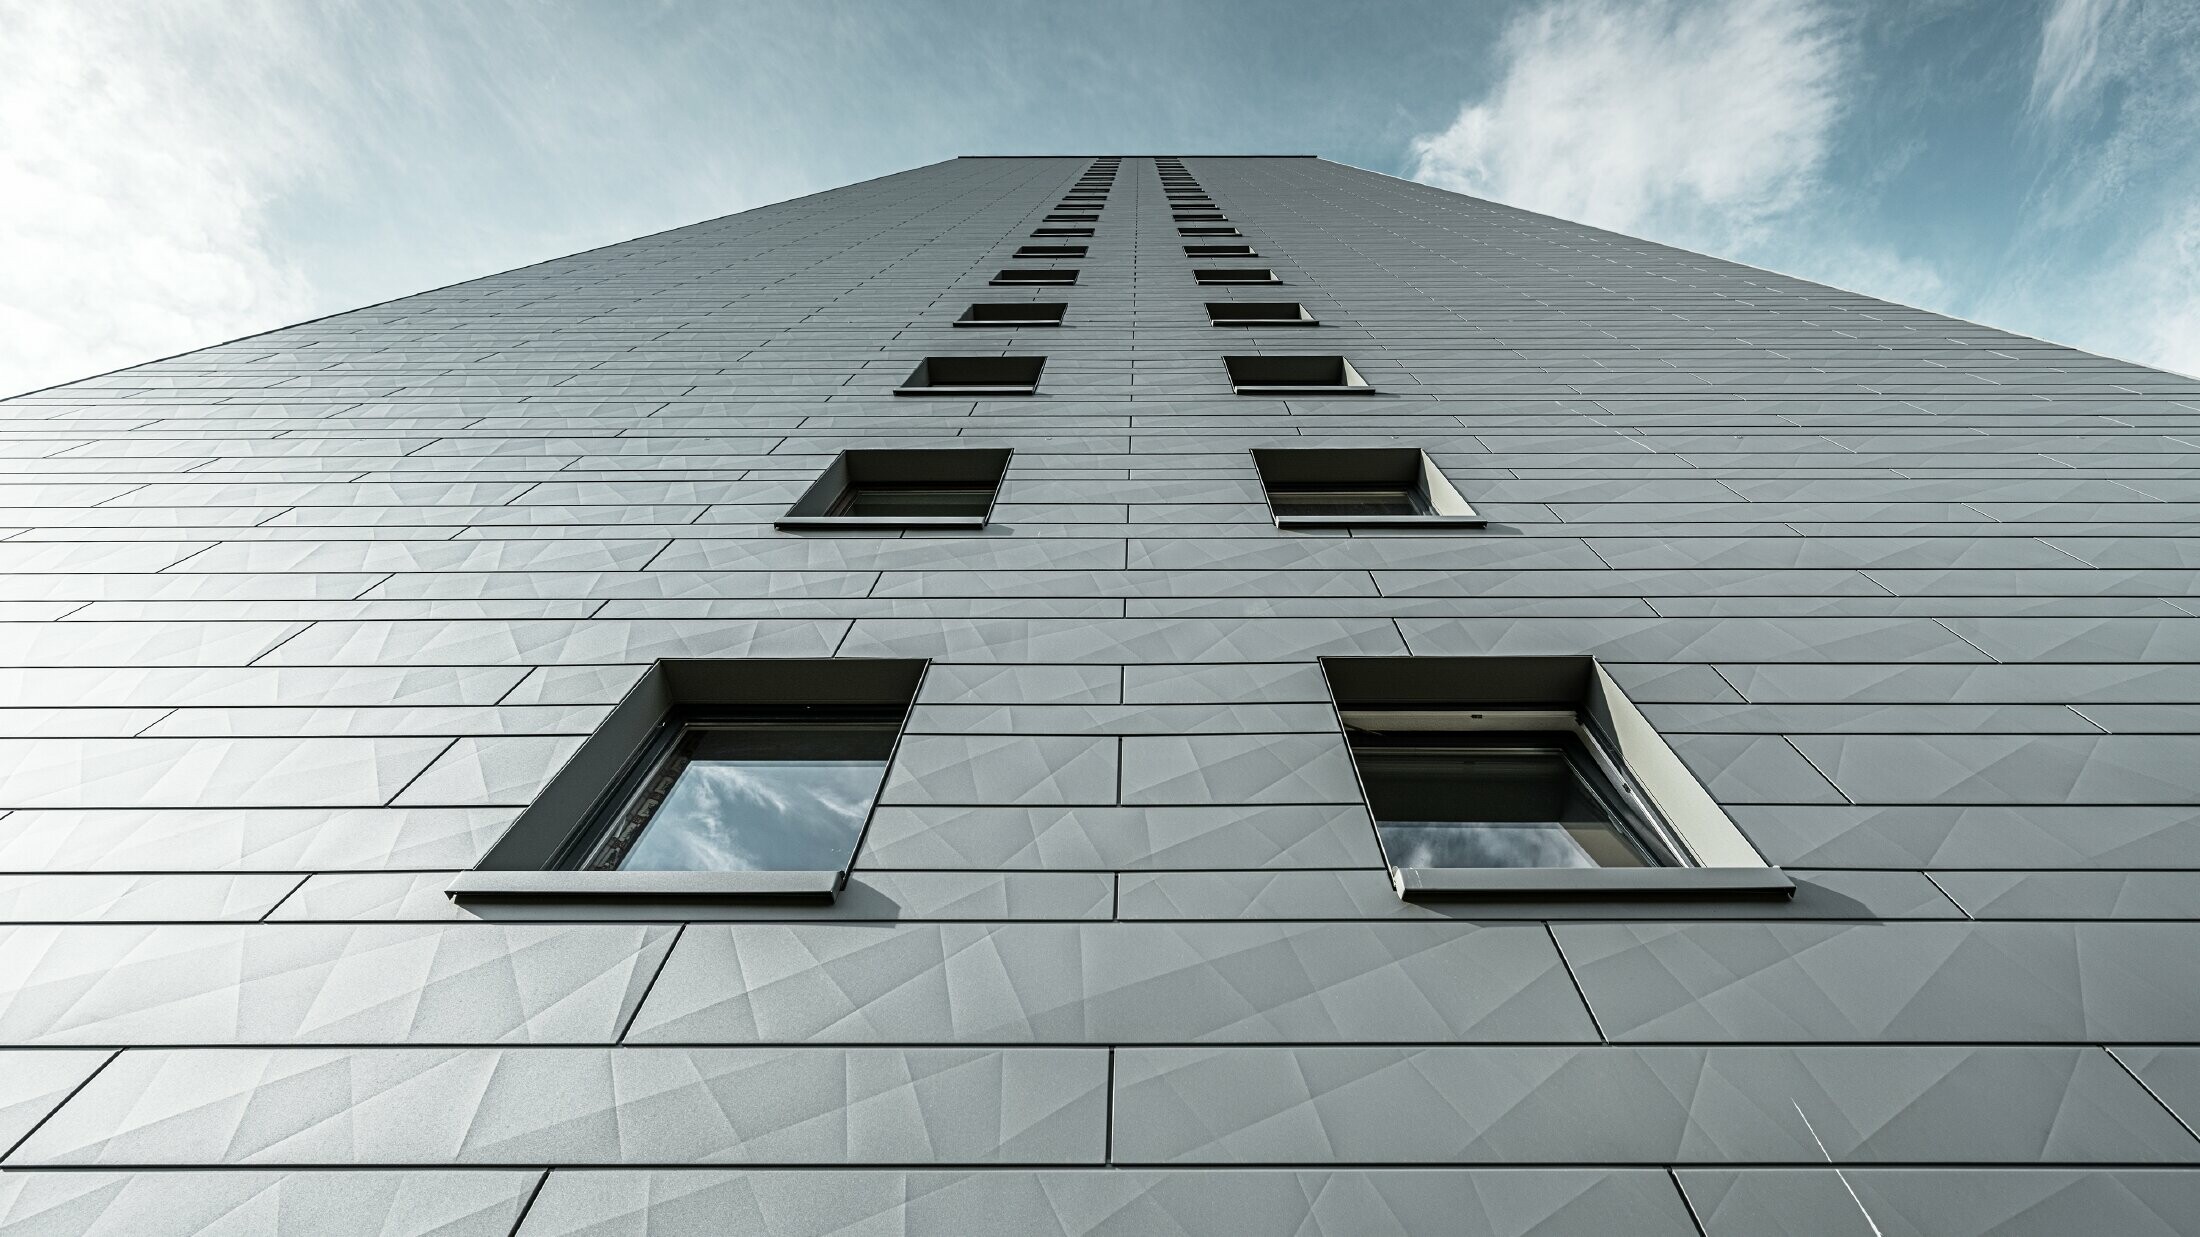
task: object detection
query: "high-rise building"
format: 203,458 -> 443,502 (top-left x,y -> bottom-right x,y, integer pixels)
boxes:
2,155 -> 2198,1235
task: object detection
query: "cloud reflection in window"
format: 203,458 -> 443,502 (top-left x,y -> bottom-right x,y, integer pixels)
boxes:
620,758 -> 886,872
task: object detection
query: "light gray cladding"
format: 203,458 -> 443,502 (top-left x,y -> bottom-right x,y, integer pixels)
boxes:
1680,1169 -> 2200,1237
12,1047 -> 1109,1165
514,1168 -> 1702,1237
0,923 -> 675,1044
5,153 -> 2200,1201
625,921 -> 1596,1043
0,1171 -> 539,1237
1110,1046 -> 2198,1164
1553,922 -> 2200,1040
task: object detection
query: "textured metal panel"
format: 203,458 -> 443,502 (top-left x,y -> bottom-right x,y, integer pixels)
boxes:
2,154 -> 2197,1217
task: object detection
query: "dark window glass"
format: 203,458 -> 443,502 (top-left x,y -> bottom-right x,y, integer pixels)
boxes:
1351,730 -> 1663,870
1266,486 -> 1429,518
572,716 -> 895,873
826,486 -> 993,518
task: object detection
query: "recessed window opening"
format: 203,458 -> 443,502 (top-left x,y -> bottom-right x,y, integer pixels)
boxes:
1195,267 -> 1276,285
896,355 -> 1044,395
1175,212 -> 1228,223
452,658 -> 929,903
1046,213 -> 1098,222
1249,447 -> 1477,526
1208,301 -> 1317,327
1179,226 -> 1241,237
992,268 -> 1078,285
778,447 -> 1013,528
1320,656 -> 1793,899
1031,226 -> 1094,237
1014,244 -> 1087,259
565,712 -> 899,875
1226,355 -> 1367,393
957,302 -> 1066,327
1351,723 -> 1677,871
1186,244 -> 1256,258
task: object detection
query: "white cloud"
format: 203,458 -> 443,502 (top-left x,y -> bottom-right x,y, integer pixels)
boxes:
1408,0 -> 1842,242
2027,0 -> 2129,123
0,2 -> 329,398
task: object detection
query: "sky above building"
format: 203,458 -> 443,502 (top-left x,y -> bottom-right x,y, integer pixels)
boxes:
4,0 -> 2196,397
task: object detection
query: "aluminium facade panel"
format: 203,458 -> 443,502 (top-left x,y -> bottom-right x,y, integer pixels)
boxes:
2,155 -> 2199,1234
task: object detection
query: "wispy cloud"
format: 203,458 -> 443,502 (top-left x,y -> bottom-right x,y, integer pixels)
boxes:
0,2 -> 332,397
1406,0 -> 2200,378
1408,0 -> 1843,244
2026,0 -> 2128,123
1995,0 -> 2200,374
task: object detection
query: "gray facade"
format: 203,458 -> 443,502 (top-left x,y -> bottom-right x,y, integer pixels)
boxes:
1,154 -> 2198,1234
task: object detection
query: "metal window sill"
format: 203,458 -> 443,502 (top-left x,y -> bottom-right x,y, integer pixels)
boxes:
775,515 -> 988,530
1234,384 -> 1373,395
448,869 -> 845,902
953,320 -> 1061,328
894,385 -> 1037,396
1212,319 -> 1320,327
1275,514 -> 1486,528
1394,866 -> 1796,900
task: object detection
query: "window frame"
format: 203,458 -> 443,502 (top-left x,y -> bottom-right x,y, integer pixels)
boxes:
1249,446 -> 1482,527
450,658 -> 928,904
1320,656 -> 1794,900
1224,354 -> 1370,394
894,355 -> 1045,396
956,302 -> 1067,328
1208,301 -> 1319,327
776,447 -> 1013,530
991,268 -> 1079,286
1195,267 -> 1279,286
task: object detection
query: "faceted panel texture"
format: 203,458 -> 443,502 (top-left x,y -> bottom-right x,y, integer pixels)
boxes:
3,155 -> 2198,1233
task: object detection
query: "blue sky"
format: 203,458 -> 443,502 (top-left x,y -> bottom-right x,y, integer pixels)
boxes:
4,0 -> 2197,396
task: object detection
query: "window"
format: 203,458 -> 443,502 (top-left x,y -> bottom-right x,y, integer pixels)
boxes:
1195,267 -> 1277,285
1179,225 -> 1241,238
1225,354 -> 1369,393
1046,213 -> 1099,223
1014,244 -> 1086,259
451,659 -> 926,902
895,355 -> 1044,395
1031,226 -> 1095,238
957,301 -> 1066,328
1250,447 -> 1480,526
574,717 -> 896,874
1174,212 -> 1228,223
1208,301 -> 1318,327
992,268 -> 1078,286
1185,244 -> 1256,258
1321,656 -> 1793,899
777,447 -> 1012,528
